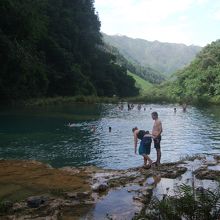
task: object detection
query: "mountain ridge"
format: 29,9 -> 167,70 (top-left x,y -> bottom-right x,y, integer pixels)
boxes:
102,33 -> 202,75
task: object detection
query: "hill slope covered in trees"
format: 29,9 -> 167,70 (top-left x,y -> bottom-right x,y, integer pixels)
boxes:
104,43 -> 166,84
0,0 -> 139,101
102,33 -> 202,75
170,40 -> 220,103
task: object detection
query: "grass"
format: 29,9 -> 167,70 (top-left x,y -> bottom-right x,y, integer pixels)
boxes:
127,71 -> 153,96
143,184 -> 220,220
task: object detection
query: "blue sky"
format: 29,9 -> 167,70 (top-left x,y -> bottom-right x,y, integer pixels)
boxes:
94,0 -> 220,46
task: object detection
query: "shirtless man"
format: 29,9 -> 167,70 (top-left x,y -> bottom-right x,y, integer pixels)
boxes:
151,112 -> 163,165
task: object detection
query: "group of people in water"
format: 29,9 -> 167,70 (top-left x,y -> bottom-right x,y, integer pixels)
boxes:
119,103 -> 147,111
68,103 -> 187,169
132,104 -> 187,168
133,111 -> 162,168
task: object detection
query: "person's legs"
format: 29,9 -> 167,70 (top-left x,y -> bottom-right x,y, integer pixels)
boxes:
143,154 -> 153,167
156,148 -> 161,164
154,136 -> 161,165
143,156 -> 147,166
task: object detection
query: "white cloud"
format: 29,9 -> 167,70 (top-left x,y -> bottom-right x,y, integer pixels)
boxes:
212,8 -> 220,20
95,0 -> 193,23
94,0 -> 220,45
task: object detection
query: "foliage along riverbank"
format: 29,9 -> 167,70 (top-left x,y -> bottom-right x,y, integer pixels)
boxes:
127,39 -> 220,106
6,92 -> 220,107
15,95 -> 120,107
159,39 -> 220,106
0,0 -> 138,102
0,155 -> 220,219
127,84 -> 220,106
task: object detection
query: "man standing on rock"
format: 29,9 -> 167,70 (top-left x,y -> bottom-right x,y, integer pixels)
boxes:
151,112 -> 163,166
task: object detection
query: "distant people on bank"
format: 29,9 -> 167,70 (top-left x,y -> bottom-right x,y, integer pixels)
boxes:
132,127 -> 153,168
109,126 -> 112,132
151,112 -> 163,166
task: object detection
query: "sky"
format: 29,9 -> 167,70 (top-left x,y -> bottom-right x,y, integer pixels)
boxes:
94,0 -> 220,46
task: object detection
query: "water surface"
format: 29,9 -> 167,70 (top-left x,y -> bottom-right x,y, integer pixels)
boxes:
0,103 -> 220,169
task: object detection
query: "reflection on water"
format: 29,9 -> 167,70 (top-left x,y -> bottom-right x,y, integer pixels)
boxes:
88,186 -> 141,220
153,160 -> 219,200
0,103 -> 220,169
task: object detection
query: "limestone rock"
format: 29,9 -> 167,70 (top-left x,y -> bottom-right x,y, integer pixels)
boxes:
26,196 -> 46,208
92,183 -> 108,192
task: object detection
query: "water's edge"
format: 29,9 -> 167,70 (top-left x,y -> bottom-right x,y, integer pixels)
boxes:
1,154 -> 220,219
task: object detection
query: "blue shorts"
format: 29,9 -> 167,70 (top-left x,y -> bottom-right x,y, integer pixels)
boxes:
139,141 -> 151,155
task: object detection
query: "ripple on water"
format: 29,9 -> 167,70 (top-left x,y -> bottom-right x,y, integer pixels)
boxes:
0,104 -> 220,168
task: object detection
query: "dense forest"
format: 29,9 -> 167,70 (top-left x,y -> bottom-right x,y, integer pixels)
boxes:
102,33 -> 202,75
170,40 -> 220,103
0,0 -> 139,101
135,39 -> 220,104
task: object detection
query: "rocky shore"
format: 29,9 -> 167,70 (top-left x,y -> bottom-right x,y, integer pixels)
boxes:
0,154 -> 220,220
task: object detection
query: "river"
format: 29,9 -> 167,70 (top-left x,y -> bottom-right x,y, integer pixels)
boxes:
0,103 -> 220,169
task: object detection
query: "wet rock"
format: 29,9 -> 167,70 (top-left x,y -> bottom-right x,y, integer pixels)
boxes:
26,196 -> 46,208
3,156 -> 220,220
205,161 -> 217,166
160,167 -> 187,178
133,196 -> 144,203
12,202 -> 26,212
139,189 -> 150,197
138,181 -> 144,186
200,164 -> 208,169
60,166 -> 80,174
195,169 -> 220,180
214,155 -> 220,162
92,183 -> 108,192
196,186 -> 205,193
65,191 -> 91,200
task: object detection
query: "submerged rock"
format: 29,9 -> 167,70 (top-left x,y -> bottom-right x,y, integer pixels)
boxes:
65,191 -> 91,200
27,196 -> 46,208
92,183 -> 108,192
194,167 -> 220,180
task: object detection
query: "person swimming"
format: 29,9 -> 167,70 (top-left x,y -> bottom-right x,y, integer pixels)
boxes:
91,125 -> 96,132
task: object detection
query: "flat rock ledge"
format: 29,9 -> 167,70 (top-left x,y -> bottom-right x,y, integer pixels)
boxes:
0,155 -> 219,219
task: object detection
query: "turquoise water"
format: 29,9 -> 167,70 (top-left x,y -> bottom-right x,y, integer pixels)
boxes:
0,103 -> 220,169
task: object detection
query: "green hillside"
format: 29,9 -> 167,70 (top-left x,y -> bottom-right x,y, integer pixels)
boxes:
170,39 -> 220,104
102,33 -> 202,75
104,43 -> 166,84
127,71 -> 153,95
